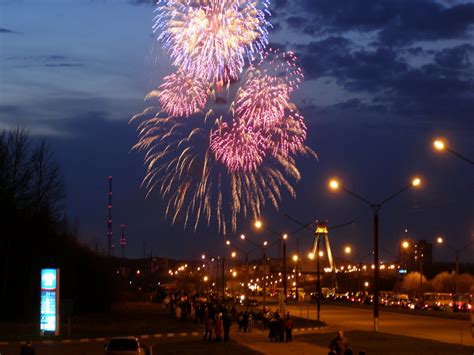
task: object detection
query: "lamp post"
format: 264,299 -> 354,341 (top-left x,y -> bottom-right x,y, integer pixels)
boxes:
329,176 -> 422,332
436,236 -> 474,274
292,254 -> 299,301
240,233 -> 269,312
433,138 -> 474,166
282,234 -> 288,299
226,239 -> 257,305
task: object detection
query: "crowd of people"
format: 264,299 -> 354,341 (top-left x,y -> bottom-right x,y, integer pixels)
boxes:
162,289 -> 297,343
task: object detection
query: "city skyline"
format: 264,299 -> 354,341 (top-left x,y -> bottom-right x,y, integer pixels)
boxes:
1,0 -> 473,261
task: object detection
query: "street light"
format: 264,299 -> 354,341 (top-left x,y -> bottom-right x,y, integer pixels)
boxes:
328,176 -> 423,332
436,236 -> 474,274
282,234 -> 288,298
432,137 -> 474,165
292,254 -> 299,301
240,233 -> 271,312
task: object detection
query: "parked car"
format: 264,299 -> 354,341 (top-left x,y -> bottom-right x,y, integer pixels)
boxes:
105,338 -> 149,355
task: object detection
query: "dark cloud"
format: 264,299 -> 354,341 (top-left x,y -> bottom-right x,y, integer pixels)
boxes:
301,0 -> 403,31
0,28 -> 19,34
127,0 -> 155,5
434,44 -> 474,69
297,0 -> 474,45
44,63 -> 84,68
285,16 -> 306,30
378,2 -> 474,46
297,37 -> 474,123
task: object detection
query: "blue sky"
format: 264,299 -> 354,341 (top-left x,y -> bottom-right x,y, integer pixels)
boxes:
1,0 -> 473,263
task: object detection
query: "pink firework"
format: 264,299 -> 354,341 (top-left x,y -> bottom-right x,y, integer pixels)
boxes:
210,119 -> 267,172
254,48 -> 304,93
265,108 -> 307,157
158,71 -> 209,117
235,72 -> 290,128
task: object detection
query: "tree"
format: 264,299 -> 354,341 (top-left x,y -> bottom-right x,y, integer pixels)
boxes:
400,272 -> 430,297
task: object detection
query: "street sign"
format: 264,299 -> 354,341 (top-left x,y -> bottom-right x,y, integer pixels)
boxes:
40,268 -> 60,336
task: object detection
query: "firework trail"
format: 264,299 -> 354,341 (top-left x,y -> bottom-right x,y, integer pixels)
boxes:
130,105 -> 312,234
153,0 -> 271,83
131,48 -> 314,232
133,0 -> 314,233
210,119 -> 267,172
155,70 -> 209,117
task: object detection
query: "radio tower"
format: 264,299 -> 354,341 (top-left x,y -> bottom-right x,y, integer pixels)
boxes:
120,224 -> 126,259
107,176 -> 113,256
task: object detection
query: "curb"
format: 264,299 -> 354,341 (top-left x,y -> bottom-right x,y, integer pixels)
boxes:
0,331 -> 202,346
0,326 -> 329,346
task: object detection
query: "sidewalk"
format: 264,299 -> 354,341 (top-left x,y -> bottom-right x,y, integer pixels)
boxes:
232,327 -> 329,355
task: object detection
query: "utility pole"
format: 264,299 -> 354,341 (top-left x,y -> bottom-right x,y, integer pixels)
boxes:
106,176 -> 113,256
120,224 -> 126,259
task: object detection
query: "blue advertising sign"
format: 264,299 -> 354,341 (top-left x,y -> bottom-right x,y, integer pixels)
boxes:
40,268 -> 60,335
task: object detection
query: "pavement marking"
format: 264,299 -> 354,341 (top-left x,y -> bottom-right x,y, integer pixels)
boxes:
179,332 -> 187,337
79,338 -> 90,343
62,340 -> 72,344
141,335 -> 149,339
0,341 -> 9,345
154,334 -> 162,338
96,338 -> 105,342
42,340 -> 53,344
167,333 -> 175,337
191,332 -> 199,336
19,341 -> 27,345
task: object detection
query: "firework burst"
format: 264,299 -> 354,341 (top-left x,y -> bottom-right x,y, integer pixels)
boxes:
210,118 -> 267,172
156,70 -> 209,117
130,104 -> 312,234
154,0 -> 271,83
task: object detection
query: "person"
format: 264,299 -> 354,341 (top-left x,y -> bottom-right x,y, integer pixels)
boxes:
20,340 -> 35,355
248,309 -> 253,332
203,311 -> 213,341
284,313 -> 294,342
242,311 -> 249,333
214,313 -> 222,342
268,313 -> 279,342
278,315 -> 285,342
237,311 -> 244,332
223,312 -> 231,342
329,330 -> 350,355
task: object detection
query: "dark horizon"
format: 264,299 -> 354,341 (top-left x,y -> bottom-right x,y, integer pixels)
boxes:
1,0 -> 473,262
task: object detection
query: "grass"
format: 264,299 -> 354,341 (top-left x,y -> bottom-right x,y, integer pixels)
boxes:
0,302 -> 201,341
295,330 -> 474,355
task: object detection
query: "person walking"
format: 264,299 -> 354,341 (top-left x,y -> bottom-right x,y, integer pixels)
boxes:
223,312 -> 231,342
284,313 -> 294,342
329,330 -> 350,355
248,309 -> 254,332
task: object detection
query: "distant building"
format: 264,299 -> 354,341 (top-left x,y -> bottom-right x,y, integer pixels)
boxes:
400,239 -> 433,272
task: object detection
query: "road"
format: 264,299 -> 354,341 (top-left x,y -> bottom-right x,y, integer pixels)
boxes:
285,303 -> 474,347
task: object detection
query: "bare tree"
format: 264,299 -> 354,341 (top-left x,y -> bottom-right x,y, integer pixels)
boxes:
30,140 -> 65,218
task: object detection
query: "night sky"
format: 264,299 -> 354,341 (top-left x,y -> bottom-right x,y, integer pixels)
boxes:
1,0 -> 473,263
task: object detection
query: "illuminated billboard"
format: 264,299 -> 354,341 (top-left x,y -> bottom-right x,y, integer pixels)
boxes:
40,268 -> 60,335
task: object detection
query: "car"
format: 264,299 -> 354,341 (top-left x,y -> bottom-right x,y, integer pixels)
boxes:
105,337 -> 149,355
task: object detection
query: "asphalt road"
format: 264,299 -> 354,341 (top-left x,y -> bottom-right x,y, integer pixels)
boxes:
285,303 -> 474,347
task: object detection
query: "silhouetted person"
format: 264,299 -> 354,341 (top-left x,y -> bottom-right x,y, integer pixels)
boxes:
284,313 -> 294,342
329,330 -> 350,355
223,312 -> 231,341
20,340 -> 35,355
